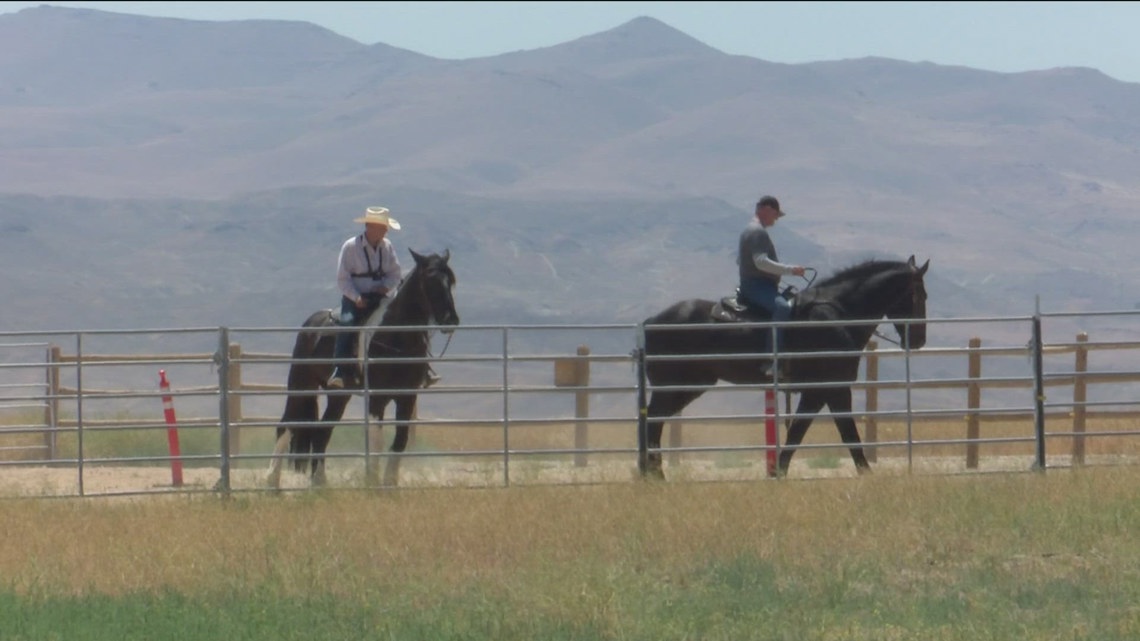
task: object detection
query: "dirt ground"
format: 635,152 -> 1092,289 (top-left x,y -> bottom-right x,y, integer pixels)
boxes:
0,450 -> 1125,499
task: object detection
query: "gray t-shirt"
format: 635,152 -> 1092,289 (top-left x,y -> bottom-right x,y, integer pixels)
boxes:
738,220 -> 780,285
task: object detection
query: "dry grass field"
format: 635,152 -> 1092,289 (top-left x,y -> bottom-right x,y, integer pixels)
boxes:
4,408 -> 1140,638
3,460 -> 1140,640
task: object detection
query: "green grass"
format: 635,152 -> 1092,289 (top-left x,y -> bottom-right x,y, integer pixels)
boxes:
3,468 -> 1140,639
3,553 -> 1138,640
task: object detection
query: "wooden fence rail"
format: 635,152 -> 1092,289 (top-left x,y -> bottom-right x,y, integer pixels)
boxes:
667,331 -> 1140,469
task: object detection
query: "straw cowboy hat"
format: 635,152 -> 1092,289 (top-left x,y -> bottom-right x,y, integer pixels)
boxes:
354,206 -> 401,229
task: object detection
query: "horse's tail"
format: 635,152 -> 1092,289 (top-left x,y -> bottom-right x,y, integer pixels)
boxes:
276,310 -> 334,473
276,393 -> 317,473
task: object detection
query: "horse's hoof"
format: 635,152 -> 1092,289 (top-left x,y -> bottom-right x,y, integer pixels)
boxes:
638,465 -> 666,481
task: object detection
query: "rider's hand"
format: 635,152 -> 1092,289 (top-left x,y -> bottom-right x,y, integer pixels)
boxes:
791,266 -> 807,277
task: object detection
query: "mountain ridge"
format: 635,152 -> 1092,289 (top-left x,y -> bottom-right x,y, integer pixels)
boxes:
2,6 -> 1139,335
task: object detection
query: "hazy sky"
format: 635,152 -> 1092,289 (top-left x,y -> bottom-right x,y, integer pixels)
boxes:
3,1 -> 1139,83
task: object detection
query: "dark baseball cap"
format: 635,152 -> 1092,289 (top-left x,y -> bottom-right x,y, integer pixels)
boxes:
757,195 -> 786,217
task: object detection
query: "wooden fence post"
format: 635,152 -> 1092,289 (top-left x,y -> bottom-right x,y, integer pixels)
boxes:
864,340 -> 879,463
45,344 -> 61,460
227,342 -> 243,456
966,337 -> 982,469
573,345 -> 590,467
555,345 -> 590,467
1072,332 -> 1088,465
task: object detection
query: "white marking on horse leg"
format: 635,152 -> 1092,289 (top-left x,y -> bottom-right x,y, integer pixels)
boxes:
266,429 -> 291,490
366,424 -> 384,487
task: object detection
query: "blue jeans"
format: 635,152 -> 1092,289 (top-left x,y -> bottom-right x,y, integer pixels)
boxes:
333,294 -> 382,369
739,278 -> 791,354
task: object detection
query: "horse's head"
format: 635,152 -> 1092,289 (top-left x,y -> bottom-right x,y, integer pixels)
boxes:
410,248 -> 460,333
885,255 -> 929,349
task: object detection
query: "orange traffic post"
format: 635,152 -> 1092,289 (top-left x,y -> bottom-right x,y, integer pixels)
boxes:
158,369 -> 184,487
765,388 -> 777,478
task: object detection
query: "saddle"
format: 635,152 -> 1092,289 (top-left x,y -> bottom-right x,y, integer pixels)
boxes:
328,292 -> 391,326
711,285 -> 802,323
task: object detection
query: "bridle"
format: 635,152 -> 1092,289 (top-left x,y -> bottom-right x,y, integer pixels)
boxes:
874,265 -> 926,347
405,260 -> 458,359
368,260 -> 457,358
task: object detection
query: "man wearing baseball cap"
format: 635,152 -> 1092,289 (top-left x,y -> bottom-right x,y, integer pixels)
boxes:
736,195 -> 809,377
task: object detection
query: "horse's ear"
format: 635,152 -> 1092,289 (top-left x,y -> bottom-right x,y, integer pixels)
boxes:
409,248 -> 426,265
442,248 -> 450,263
907,255 -> 930,276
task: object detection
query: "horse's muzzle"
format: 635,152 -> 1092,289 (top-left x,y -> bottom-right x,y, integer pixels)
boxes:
437,314 -> 460,334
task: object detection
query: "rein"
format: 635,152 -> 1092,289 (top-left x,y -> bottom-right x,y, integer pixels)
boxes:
873,329 -> 902,346
794,265 -> 921,348
435,329 -> 455,358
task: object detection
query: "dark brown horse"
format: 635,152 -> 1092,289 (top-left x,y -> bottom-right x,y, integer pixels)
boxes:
638,255 -> 929,479
267,249 -> 459,489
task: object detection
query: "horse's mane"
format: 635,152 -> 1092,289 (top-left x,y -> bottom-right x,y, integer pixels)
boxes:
814,259 -> 909,289
380,264 -> 423,326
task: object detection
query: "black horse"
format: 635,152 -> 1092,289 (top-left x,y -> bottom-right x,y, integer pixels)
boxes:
639,255 -> 929,479
267,249 -> 459,489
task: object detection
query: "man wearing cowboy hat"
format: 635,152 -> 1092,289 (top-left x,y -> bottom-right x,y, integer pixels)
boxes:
327,206 -> 405,390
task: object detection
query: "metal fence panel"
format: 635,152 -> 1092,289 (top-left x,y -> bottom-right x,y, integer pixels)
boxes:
1,309 -> 1139,498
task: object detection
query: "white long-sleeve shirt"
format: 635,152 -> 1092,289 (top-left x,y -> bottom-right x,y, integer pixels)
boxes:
336,234 -> 402,301
754,254 -> 799,276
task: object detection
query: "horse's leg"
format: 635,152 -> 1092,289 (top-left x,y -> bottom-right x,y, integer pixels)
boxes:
268,389 -> 318,489
291,428 -> 313,474
777,390 -> 827,476
383,396 -> 416,488
364,421 -> 385,488
267,428 -> 292,491
824,386 -> 872,474
310,389 -> 352,487
641,390 -> 702,479
365,398 -> 389,488
290,412 -> 318,475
